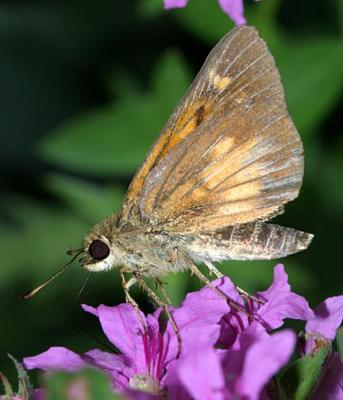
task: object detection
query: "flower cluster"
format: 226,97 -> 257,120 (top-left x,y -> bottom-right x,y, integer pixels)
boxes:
23,264 -> 343,399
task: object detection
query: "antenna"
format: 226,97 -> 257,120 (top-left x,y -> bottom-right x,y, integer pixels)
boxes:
20,249 -> 83,300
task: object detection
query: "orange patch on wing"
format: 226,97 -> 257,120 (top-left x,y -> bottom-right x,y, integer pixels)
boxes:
160,104 -> 207,157
121,102 -> 209,220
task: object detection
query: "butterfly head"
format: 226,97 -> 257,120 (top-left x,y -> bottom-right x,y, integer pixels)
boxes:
82,214 -> 124,272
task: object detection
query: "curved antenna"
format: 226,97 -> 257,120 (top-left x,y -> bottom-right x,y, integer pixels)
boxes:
20,249 -> 84,300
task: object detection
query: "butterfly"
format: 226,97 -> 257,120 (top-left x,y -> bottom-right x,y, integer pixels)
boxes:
23,25 -> 313,322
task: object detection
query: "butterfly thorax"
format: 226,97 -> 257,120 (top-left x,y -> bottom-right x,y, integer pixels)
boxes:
83,214 -> 189,277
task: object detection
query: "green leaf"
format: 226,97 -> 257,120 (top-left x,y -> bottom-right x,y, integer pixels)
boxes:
275,38 -> 343,138
45,368 -> 121,400
336,327 -> 343,357
39,51 -> 191,176
138,0 -> 164,18
44,173 -> 124,222
278,343 -> 331,400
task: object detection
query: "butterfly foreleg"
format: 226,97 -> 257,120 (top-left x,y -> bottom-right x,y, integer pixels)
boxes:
120,271 -> 138,305
120,271 -> 148,332
133,273 -> 182,357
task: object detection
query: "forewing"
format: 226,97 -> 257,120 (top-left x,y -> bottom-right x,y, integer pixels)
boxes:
120,26 -> 304,233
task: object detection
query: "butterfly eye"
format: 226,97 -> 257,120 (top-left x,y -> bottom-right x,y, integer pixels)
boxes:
89,240 -> 110,260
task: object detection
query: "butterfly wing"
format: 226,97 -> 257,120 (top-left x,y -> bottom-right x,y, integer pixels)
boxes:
119,26 -> 304,233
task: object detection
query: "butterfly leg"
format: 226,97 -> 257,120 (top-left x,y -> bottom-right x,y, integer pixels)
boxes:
236,287 -> 264,305
133,273 -> 182,358
188,262 -> 251,316
120,272 -> 138,306
203,261 -> 262,304
204,260 -> 223,278
120,271 -> 147,330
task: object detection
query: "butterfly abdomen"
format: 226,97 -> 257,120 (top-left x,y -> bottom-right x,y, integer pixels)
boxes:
181,222 -> 313,262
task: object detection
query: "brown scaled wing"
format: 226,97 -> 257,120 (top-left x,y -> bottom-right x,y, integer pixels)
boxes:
119,26 -> 304,234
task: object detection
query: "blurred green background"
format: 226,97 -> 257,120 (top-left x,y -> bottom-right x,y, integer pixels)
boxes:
1,0 -> 342,382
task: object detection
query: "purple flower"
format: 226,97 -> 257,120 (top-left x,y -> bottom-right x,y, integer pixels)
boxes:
22,265 -> 343,399
216,264 -> 313,347
306,295 -> 343,343
304,296 -> 343,400
164,0 -> 246,26
178,324 -> 296,400
24,286 -> 229,397
173,264 -> 312,399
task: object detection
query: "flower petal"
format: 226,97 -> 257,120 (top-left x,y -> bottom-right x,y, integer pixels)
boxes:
174,277 -> 235,327
164,0 -> 188,9
178,345 -> 225,400
218,0 -> 246,26
237,330 -> 296,399
82,303 -> 147,372
166,277 -> 234,361
257,264 -> 314,329
84,349 -> 132,390
23,347 -> 86,372
310,352 -> 343,400
306,296 -> 343,340
221,322 -> 268,376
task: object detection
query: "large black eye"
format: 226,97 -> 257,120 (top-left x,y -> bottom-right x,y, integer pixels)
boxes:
89,240 -> 110,260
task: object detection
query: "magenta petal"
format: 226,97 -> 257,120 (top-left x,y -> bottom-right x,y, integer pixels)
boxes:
306,296 -> 343,340
218,0 -> 246,25
310,352 -> 343,400
173,276 -> 237,329
178,345 -> 225,400
164,0 -> 188,9
163,362 -> 192,400
85,349 -> 132,390
86,304 -> 147,371
82,304 -> 98,317
222,322 -> 269,376
257,264 -> 314,329
237,330 -> 296,399
166,277 -> 233,361
85,349 -> 131,373
23,347 -> 86,372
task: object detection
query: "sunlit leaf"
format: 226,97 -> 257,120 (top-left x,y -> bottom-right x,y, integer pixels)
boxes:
44,173 -> 124,222
39,51 -> 190,176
